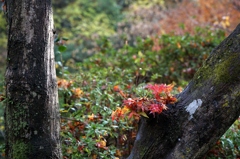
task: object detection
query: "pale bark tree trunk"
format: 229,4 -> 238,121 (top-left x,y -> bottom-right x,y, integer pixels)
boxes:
128,24 -> 240,159
5,0 -> 61,159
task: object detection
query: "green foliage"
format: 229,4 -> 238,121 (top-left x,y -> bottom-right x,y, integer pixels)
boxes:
58,69 -> 136,158
0,1 -> 238,158
53,0 -> 123,43
58,45 -> 67,53
206,119 -> 240,158
130,0 -> 164,7
0,12 -> 7,79
52,0 -> 126,65
0,12 -> 7,50
56,27 -> 239,158
81,28 -> 225,86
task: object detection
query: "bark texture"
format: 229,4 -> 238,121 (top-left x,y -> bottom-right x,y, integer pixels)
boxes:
128,24 -> 240,159
5,0 -> 61,159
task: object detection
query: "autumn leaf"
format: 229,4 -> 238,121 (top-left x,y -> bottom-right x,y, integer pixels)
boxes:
71,88 -> 83,98
88,113 -> 95,121
148,103 -> 164,117
112,83 -> 177,120
95,140 -> 108,150
113,85 -> 120,92
146,84 -> 167,95
177,42 -> 181,48
115,149 -> 122,157
57,79 -> 73,89
139,111 -> 149,118
111,107 -> 125,121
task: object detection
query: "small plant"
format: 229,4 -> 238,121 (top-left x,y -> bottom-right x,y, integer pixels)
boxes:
206,118 -> 240,159
112,84 -> 177,121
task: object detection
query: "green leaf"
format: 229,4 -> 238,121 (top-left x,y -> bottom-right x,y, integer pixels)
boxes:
54,37 -> 60,42
60,109 -> 68,113
139,112 -> 149,118
62,37 -> 69,41
58,45 -> 67,53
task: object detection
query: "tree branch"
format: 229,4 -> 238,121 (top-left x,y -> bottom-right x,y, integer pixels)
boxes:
128,24 -> 240,159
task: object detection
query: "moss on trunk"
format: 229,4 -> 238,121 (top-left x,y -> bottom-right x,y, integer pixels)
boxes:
5,0 -> 62,158
128,24 -> 240,159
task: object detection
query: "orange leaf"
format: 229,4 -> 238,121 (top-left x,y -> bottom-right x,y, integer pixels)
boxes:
115,149 -> 122,157
177,42 -> 181,48
88,113 -> 95,121
113,85 -> 120,92
71,88 -> 83,98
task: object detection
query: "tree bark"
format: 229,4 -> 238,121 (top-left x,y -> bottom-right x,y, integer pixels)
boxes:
128,24 -> 240,159
5,0 -> 61,159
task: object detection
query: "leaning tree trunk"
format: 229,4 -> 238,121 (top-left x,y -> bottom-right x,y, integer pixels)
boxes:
128,24 -> 240,159
4,0 -> 61,159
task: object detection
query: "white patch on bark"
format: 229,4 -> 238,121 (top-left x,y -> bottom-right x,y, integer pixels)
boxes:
26,5 -> 35,44
21,1 -> 36,44
186,99 -> 202,120
25,133 -> 31,139
33,59 -> 36,67
31,91 -> 37,98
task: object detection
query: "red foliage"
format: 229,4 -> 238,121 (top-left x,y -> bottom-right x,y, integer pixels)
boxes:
112,84 -> 177,120
160,0 -> 240,35
149,103 -> 164,117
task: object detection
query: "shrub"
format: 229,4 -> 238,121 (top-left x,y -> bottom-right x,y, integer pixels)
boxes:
56,27 -> 233,158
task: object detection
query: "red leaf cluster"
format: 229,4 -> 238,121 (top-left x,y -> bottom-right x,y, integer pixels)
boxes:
112,84 -> 177,119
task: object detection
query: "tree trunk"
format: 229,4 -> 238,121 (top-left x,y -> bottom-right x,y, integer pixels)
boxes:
128,24 -> 240,159
5,0 -> 61,159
